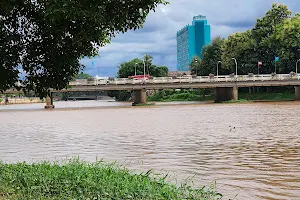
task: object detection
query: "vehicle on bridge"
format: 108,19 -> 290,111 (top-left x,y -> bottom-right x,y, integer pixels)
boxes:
128,75 -> 152,80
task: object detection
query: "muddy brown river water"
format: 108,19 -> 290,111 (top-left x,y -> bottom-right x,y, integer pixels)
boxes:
1,101 -> 300,199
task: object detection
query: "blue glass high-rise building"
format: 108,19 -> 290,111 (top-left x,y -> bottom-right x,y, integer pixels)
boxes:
177,15 -> 211,71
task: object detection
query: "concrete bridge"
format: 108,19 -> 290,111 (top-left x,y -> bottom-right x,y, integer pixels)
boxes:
4,74 -> 300,108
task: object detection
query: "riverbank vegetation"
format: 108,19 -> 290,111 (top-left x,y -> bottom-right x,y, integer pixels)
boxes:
148,89 -> 213,102
239,91 -> 294,101
134,102 -> 156,106
147,87 -> 295,102
0,159 -> 222,200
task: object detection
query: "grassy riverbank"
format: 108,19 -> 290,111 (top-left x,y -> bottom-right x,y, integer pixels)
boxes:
239,91 -> 294,101
148,90 -> 213,102
0,159 -> 222,200
133,102 -> 156,106
147,89 -> 295,102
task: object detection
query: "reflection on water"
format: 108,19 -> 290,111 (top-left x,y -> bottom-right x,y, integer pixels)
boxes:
1,101 -> 300,199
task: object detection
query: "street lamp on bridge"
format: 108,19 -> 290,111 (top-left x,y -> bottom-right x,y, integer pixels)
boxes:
194,58 -> 198,76
296,59 -> 300,75
217,61 -> 221,77
142,55 -> 146,82
217,61 -> 221,82
135,63 -> 137,76
232,58 -> 238,78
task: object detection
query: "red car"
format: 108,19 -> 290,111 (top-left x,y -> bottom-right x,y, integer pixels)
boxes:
129,75 -> 152,80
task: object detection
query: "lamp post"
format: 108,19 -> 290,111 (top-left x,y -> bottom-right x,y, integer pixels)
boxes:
194,58 -> 198,76
296,59 -> 300,80
143,55 -> 146,82
296,59 -> 300,74
135,63 -> 137,76
217,61 -> 221,82
217,61 -> 221,77
232,58 -> 237,78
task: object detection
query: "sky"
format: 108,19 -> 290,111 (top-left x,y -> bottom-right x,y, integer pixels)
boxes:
80,0 -> 300,77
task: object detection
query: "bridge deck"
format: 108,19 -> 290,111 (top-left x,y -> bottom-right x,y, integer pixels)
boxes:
3,74 -> 300,93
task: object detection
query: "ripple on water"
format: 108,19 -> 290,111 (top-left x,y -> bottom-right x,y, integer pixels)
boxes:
1,101 -> 300,199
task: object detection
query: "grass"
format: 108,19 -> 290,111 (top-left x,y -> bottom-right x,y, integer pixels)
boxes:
239,91 -> 295,101
0,158 -> 223,200
223,99 -> 249,103
148,89 -> 295,103
133,102 -> 156,106
148,90 -> 213,102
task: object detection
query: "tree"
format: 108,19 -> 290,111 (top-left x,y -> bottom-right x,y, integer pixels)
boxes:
199,36 -> 226,76
190,56 -> 201,75
0,0 -> 168,97
143,54 -> 153,74
117,57 -> 168,78
271,15 -> 300,73
153,66 -> 168,77
189,3 -> 299,76
251,3 -> 292,73
118,58 -> 143,78
222,30 -> 256,75
216,3 -> 296,75
75,73 -> 93,79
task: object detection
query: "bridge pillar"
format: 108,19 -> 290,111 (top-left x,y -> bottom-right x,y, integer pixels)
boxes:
233,87 -> 238,101
45,92 -> 55,109
132,89 -> 147,106
215,87 -> 238,103
295,86 -> 300,100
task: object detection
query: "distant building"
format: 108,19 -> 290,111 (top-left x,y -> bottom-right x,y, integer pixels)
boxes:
176,15 -> 211,71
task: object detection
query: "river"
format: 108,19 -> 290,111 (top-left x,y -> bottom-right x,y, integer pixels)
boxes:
1,100 -> 300,199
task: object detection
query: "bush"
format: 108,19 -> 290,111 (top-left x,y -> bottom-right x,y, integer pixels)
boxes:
148,90 -> 213,102
107,91 -> 132,101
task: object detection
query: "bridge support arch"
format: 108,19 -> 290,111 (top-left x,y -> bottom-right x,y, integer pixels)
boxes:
45,92 -> 55,109
215,87 -> 238,103
295,86 -> 300,100
132,89 -> 147,106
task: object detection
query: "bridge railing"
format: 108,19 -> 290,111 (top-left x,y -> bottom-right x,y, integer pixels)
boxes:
68,74 -> 300,86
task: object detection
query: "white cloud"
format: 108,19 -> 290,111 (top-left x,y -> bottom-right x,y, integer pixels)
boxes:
81,0 -> 300,77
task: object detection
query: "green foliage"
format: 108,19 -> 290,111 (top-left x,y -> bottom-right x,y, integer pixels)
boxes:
107,90 -> 132,101
117,54 -> 168,78
195,3 -> 300,76
190,56 -> 202,75
200,36 -> 227,76
239,90 -> 294,101
148,90 -> 214,102
0,158 -> 222,200
154,66 -> 169,77
75,73 -> 93,79
222,30 -> 255,74
134,102 -> 156,106
0,0 -> 168,97
223,99 -> 249,104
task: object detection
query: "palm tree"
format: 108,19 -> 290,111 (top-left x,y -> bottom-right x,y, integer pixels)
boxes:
143,54 -> 153,75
